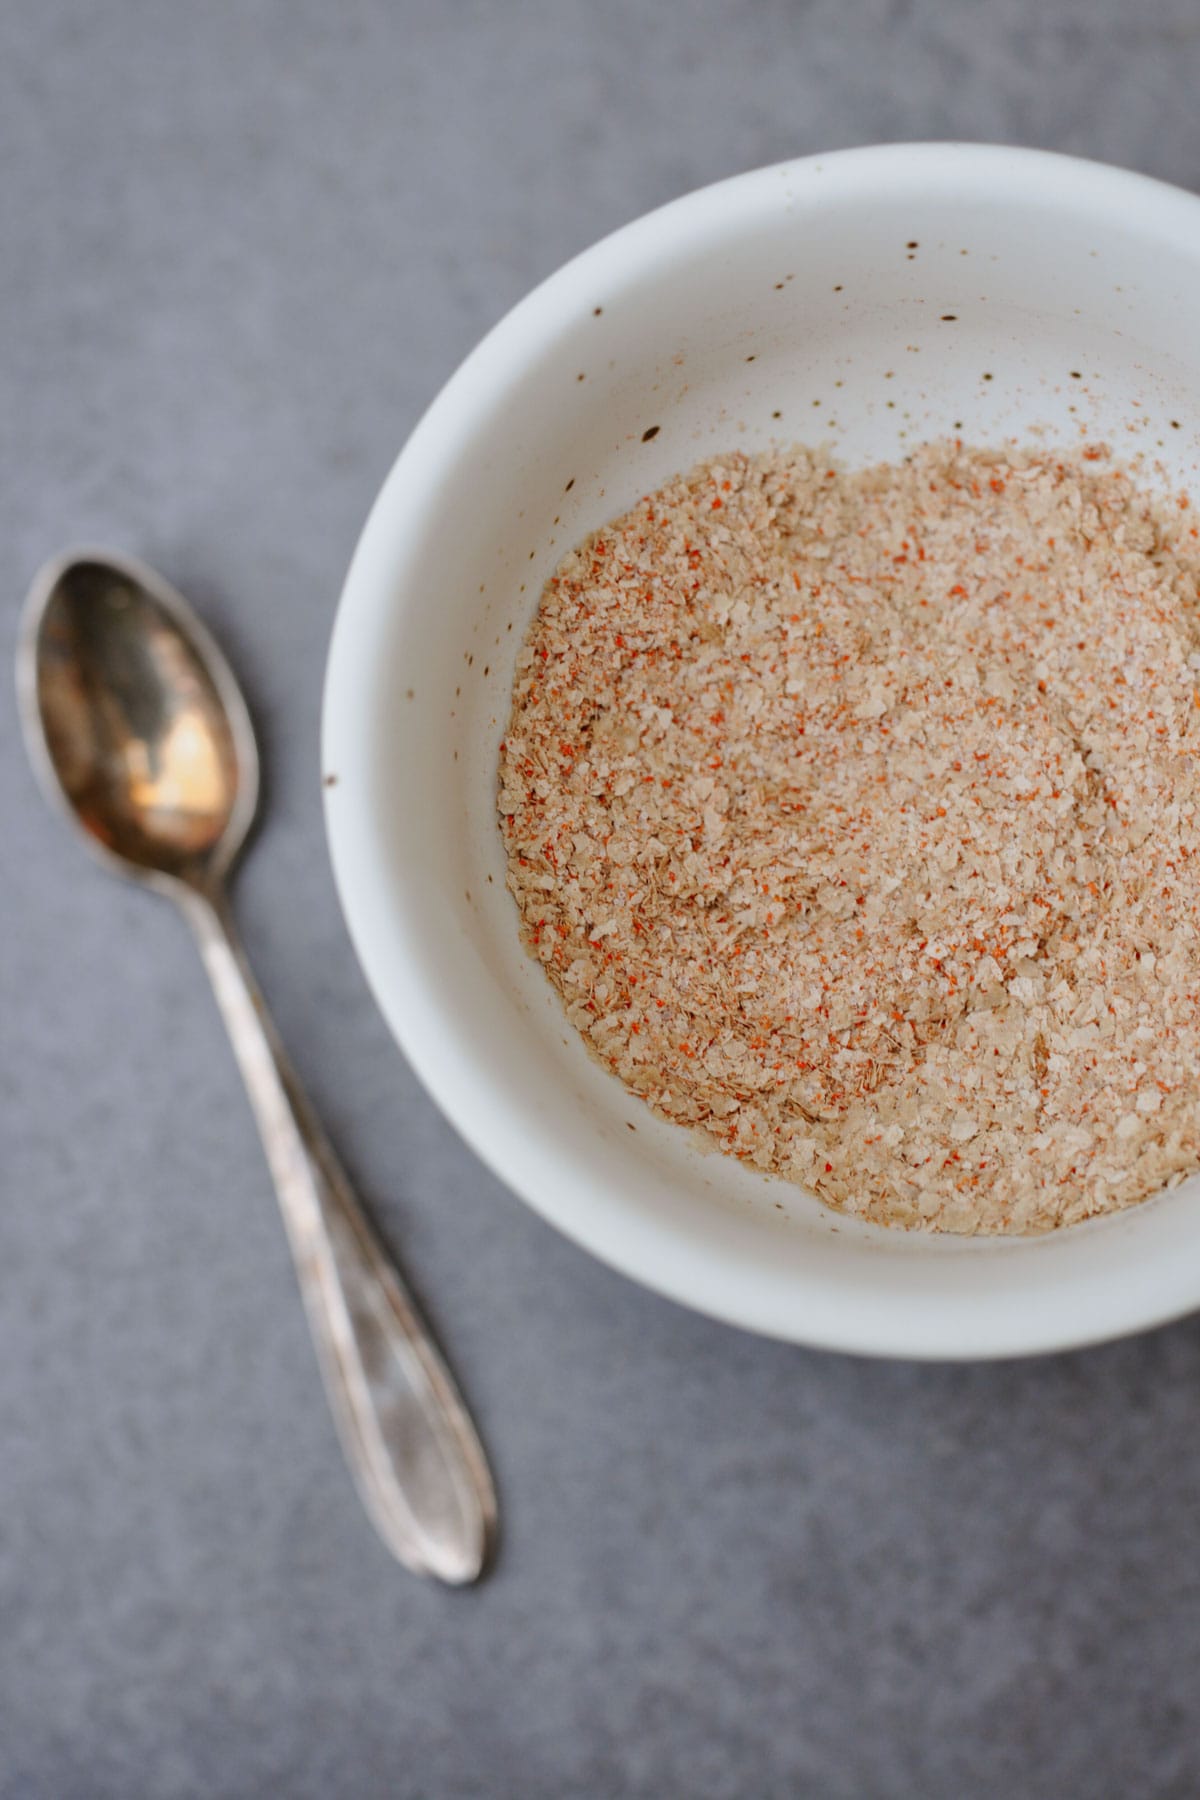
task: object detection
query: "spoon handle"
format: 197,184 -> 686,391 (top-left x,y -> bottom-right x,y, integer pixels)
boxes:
181,886 -> 496,1583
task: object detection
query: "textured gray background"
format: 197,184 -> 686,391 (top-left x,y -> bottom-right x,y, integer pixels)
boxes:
5,3 -> 1200,1796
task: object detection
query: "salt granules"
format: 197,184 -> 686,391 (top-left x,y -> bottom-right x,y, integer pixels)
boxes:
498,442 -> 1200,1233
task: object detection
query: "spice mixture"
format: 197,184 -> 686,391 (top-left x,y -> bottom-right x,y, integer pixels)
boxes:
498,441 -> 1200,1233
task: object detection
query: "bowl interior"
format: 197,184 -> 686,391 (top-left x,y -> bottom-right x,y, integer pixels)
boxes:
326,146 -> 1200,1355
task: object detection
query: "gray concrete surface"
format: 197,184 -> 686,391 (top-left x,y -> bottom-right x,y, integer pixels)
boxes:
5,3 -> 1200,1795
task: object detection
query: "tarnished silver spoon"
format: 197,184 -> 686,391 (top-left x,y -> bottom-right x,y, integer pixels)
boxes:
17,550 -> 496,1583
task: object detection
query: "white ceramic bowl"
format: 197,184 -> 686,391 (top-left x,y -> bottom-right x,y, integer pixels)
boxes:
324,143 -> 1200,1359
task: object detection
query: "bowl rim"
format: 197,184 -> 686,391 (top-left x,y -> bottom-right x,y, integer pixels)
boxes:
323,142 -> 1200,1360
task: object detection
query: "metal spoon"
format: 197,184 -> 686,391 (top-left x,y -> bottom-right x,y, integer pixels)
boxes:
17,549 -> 496,1583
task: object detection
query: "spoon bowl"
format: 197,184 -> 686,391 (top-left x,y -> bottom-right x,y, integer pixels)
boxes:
20,552 -> 256,890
